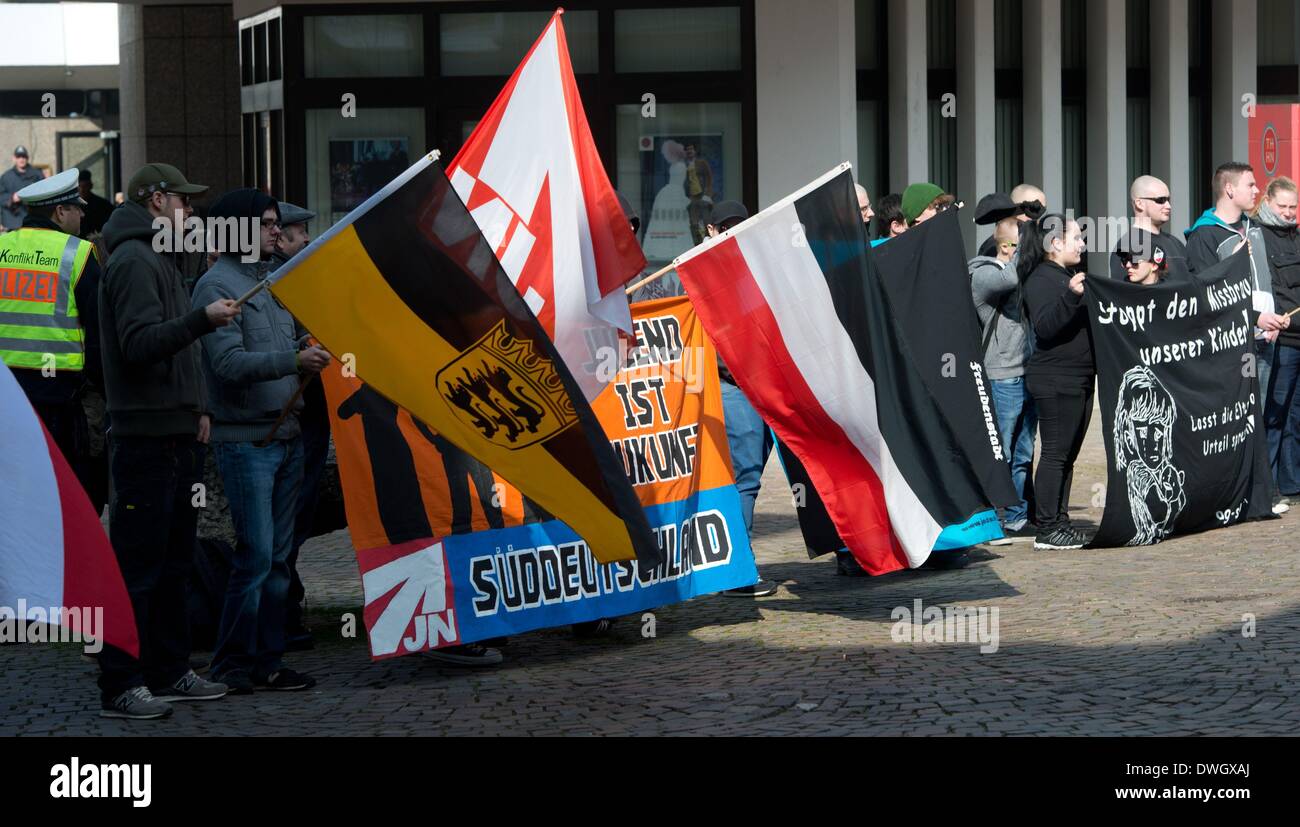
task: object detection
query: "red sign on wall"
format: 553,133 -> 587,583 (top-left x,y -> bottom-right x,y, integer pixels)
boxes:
1250,104 -> 1300,184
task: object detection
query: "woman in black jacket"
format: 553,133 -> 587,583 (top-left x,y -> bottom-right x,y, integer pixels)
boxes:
1018,213 -> 1094,549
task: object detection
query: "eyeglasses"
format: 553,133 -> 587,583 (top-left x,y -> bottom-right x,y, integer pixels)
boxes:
261,218 -> 282,230
1138,196 -> 1171,205
164,192 -> 191,207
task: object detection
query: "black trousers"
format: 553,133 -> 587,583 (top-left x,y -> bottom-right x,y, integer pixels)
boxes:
97,436 -> 205,701
1026,372 -> 1095,532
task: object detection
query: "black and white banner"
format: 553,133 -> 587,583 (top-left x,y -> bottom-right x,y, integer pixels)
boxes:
1086,252 -> 1275,547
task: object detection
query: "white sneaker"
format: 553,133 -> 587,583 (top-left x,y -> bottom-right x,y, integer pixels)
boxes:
988,537 -> 1014,546
1273,500 -> 1290,515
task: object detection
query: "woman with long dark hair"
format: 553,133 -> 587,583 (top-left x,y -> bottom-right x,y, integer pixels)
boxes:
1018,213 -> 1094,549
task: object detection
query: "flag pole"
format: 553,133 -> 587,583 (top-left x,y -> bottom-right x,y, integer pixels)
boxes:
258,373 -> 316,447
1285,306 -> 1300,320
624,262 -> 677,296
233,278 -> 270,308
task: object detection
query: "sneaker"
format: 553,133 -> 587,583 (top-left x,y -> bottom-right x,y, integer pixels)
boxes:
151,670 -> 228,702
100,686 -> 173,720
724,580 -> 778,597
1006,523 -> 1040,539
987,536 -> 1014,547
256,668 -> 317,691
422,643 -> 503,667
835,551 -> 869,577
920,549 -> 971,570
1034,526 -> 1085,550
213,670 -> 255,695
1273,499 -> 1290,515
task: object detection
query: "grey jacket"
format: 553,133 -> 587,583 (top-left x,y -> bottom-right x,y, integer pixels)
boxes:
969,255 -> 1030,380
0,165 -> 45,230
191,255 -> 304,442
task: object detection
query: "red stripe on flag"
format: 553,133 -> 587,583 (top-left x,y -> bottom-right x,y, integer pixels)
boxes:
682,238 -> 910,574
44,426 -> 139,658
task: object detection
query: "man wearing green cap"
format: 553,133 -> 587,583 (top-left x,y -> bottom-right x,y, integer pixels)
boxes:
96,163 -> 240,719
901,182 -> 954,228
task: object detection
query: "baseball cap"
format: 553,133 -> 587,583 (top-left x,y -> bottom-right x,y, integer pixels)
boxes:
13,146 -> 29,158
126,162 -> 209,203
1116,228 -> 1167,267
709,200 -> 749,228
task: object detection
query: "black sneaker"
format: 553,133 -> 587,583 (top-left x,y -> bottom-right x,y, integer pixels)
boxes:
422,644 -> 503,667
835,551 -> 869,577
1005,523 -> 1040,539
213,670 -> 255,695
1034,527 -> 1085,550
256,668 -> 317,691
724,580 -> 778,597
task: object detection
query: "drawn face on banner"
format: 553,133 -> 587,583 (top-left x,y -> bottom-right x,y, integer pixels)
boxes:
1131,412 -> 1171,469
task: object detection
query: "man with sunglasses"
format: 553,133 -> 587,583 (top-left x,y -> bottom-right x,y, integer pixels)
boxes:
1110,176 -> 1187,279
96,163 -> 240,719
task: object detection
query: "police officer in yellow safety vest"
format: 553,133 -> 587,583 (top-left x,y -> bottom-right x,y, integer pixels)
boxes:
0,167 -> 104,500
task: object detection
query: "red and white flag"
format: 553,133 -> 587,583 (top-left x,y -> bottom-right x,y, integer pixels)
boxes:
0,362 -> 138,656
674,166 -> 1000,575
448,9 -> 645,401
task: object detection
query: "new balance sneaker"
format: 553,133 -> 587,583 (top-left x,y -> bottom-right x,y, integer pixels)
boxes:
151,670 -> 228,702
100,686 -> 173,720
256,668 -> 317,691
1034,526 -> 1086,550
421,644 -> 503,667
724,580 -> 779,597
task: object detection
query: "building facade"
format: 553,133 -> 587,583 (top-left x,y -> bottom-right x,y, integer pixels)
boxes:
109,0 -> 1300,265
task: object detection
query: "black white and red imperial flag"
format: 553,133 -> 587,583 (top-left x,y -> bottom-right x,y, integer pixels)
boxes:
673,165 -> 1001,574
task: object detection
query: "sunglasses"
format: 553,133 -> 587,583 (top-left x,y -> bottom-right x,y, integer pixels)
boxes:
998,241 -> 1018,249
1116,252 -> 1150,268
1139,196 -> 1171,205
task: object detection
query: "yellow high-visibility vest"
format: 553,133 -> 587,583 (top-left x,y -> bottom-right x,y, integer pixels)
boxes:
0,227 -> 93,372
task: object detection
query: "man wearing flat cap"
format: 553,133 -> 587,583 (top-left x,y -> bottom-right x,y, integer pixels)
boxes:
0,146 -> 45,232
0,169 -> 105,502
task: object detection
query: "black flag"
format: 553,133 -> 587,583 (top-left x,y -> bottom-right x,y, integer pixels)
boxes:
1085,252 -> 1274,547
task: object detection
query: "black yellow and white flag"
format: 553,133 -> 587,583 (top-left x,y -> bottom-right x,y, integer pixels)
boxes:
270,152 -> 659,566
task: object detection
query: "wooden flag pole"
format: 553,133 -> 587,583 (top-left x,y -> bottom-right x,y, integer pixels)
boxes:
258,373 -> 316,447
232,278 -> 271,308
1285,305 -> 1300,320
624,262 -> 678,296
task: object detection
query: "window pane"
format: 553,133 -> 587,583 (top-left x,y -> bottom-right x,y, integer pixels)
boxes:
254,22 -> 268,84
269,17 -> 282,82
615,7 -> 741,74
240,26 -> 254,86
927,0 -> 955,71
994,0 -> 1022,69
304,15 -> 424,78
856,0 -> 882,70
440,10 -> 597,76
305,107 -> 426,235
615,101 -> 744,269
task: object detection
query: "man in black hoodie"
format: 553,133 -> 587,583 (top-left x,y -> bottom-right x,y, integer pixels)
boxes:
97,163 -> 239,720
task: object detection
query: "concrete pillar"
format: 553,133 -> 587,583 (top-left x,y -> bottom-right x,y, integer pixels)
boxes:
1023,0 -> 1062,208
1211,0 -> 1256,166
755,0 -> 858,207
888,0 -> 928,193
118,3 -> 242,203
1086,0 -> 1128,273
956,0 -> 996,255
1151,0 -> 1191,235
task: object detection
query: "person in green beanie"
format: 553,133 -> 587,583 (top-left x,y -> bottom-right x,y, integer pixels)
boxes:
902,182 -> 954,227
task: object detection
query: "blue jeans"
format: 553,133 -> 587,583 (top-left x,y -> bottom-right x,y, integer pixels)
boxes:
721,380 -> 772,535
991,377 -> 1037,527
212,438 -> 305,681
1266,343 -> 1300,495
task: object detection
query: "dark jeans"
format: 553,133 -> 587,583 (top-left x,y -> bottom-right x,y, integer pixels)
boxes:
1266,343 -> 1300,495
97,436 -> 205,702
1026,372 -> 1095,533
212,438 -> 304,681
990,376 -> 1037,527
721,380 -> 772,535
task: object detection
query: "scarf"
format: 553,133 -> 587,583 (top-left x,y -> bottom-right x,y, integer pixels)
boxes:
1254,198 -> 1297,230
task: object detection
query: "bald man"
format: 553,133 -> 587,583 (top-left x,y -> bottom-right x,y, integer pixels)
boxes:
855,184 -> 874,226
1110,175 -> 1188,279
977,183 -> 1047,257
1010,183 -> 1047,212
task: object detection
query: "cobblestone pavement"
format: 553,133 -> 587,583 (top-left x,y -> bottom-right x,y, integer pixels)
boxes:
4,407 -> 1300,736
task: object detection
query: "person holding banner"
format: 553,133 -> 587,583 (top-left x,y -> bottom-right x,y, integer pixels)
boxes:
1019,214 -> 1094,550
1254,177 -> 1300,503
